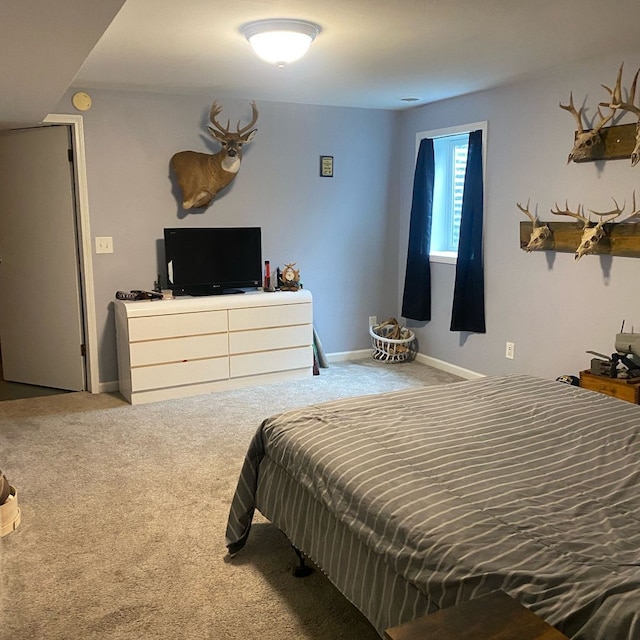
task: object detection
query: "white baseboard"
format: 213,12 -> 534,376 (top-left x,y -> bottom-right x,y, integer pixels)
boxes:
414,353 -> 484,380
99,381 -> 120,394
325,348 -> 483,380
326,349 -> 371,363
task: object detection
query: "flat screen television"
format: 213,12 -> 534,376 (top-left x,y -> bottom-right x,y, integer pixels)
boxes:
164,227 -> 262,296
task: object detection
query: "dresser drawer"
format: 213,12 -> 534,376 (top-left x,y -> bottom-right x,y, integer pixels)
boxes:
129,333 -> 228,367
230,346 -> 312,378
228,303 -> 311,331
229,324 -> 311,355
128,310 -> 227,341
131,357 -> 229,392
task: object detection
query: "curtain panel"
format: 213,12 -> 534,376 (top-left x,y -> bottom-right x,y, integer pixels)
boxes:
450,129 -> 486,333
401,138 -> 434,321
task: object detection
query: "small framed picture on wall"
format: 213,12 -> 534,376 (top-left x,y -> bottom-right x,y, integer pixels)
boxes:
320,155 -> 334,177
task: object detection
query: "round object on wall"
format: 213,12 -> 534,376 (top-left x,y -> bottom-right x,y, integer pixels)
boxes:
72,92 -> 92,111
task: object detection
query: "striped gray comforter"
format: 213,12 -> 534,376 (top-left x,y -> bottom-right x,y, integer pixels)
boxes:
226,374 -> 640,639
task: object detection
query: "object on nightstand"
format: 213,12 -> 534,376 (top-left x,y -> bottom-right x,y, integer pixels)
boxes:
115,290 -> 163,301
264,260 -> 275,291
279,263 -> 301,291
589,357 -> 612,377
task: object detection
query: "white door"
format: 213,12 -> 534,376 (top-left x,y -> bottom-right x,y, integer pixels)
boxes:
0,125 -> 85,390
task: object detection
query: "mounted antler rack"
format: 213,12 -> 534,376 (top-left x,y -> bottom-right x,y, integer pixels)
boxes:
518,220 -> 640,257
569,122 -> 638,163
561,63 -> 640,165
518,194 -> 640,259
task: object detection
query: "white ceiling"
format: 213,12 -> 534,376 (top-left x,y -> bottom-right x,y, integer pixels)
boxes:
4,0 -> 640,129
71,0 -> 640,110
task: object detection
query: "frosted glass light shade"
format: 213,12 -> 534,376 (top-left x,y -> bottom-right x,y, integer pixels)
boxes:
242,19 -> 320,67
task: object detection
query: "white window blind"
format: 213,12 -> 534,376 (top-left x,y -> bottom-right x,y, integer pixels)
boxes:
432,133 -> 469,254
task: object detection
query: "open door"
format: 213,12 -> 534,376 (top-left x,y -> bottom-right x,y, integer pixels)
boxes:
0,125 -> 85,391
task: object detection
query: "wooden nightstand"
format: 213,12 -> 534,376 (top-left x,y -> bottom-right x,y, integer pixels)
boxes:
384,591 -> 569,640
579,369 -> 640,404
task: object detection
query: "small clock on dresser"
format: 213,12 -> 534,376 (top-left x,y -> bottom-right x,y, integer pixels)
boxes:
280,263 -> 301,291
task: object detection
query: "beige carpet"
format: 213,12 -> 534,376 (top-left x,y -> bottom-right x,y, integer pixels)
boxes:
0,358 -> 462,640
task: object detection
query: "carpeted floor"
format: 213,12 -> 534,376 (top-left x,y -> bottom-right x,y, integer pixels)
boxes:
0,358 -> 462,640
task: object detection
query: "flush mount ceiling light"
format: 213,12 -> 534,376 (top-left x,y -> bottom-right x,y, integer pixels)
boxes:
241,19 -> 321,68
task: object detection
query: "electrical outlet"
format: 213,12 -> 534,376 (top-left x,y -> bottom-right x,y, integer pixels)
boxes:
369,315 -> 377,327
95,236 -> 113,254
505,341 -> 515,360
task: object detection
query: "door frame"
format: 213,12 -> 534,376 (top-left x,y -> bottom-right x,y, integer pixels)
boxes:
43,113 -> 99,393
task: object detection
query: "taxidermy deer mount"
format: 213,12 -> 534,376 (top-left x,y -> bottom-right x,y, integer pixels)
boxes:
171,101 -> 258,209
559,93 -> 616,163
517,193 -> 640,260
560,63 -> 640,165
550,201 -> 623,260
516,200 -> 551,251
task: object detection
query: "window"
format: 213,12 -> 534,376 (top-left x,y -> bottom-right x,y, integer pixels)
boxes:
416,122 -> 487,264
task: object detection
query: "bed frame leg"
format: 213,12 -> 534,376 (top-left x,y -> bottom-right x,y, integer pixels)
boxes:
292,546 -> 314,578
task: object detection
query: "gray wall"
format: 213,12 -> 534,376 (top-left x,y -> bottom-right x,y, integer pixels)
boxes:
57,50 -> 640,388
394,53 -> 640,379
55,90 -> 398,386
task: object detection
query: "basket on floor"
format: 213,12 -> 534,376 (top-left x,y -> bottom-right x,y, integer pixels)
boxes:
369,318 -> 416,363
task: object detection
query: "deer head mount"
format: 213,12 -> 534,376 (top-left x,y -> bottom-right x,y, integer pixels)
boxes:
559,63 -> 640,165
171,101 -> 258,209
551,200 -> 623,260
516,200 -> 551,251
559,94 -> 616,163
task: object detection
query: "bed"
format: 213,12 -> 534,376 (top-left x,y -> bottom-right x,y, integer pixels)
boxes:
226,374 -> 640,639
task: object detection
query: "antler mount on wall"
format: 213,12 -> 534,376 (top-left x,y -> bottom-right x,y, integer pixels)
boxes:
519,220 -> 640,258
567,122 -> 638,163
518,195 -> 640,259
517,63 -> 640,261
561,64 -> 640,165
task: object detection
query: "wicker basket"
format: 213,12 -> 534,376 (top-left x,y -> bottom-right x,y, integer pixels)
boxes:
0,486 -> 21,537
369,319 -> 416,363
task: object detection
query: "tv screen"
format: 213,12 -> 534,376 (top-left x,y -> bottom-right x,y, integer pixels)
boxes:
164,227 -> 262,295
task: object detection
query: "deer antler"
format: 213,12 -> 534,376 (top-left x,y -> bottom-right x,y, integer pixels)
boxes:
559,93 -> 585,133
589,192 -> 640,222
517,200 -> 551,252
600,63 -> 640,166
516,200 -> 538,225
623,191 -> 640,221
236,101 -> 259,137
600,63 -> 640,116
209,101 -> 231,135
589,196 -> 625,222
551,201 -> 589,227
559,93 -> 616,163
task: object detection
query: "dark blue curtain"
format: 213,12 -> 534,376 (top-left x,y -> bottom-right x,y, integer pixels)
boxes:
401,138 -> 434,321
450,129 -> 485,333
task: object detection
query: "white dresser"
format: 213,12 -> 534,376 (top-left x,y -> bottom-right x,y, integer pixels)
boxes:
114,290 -> 313,404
